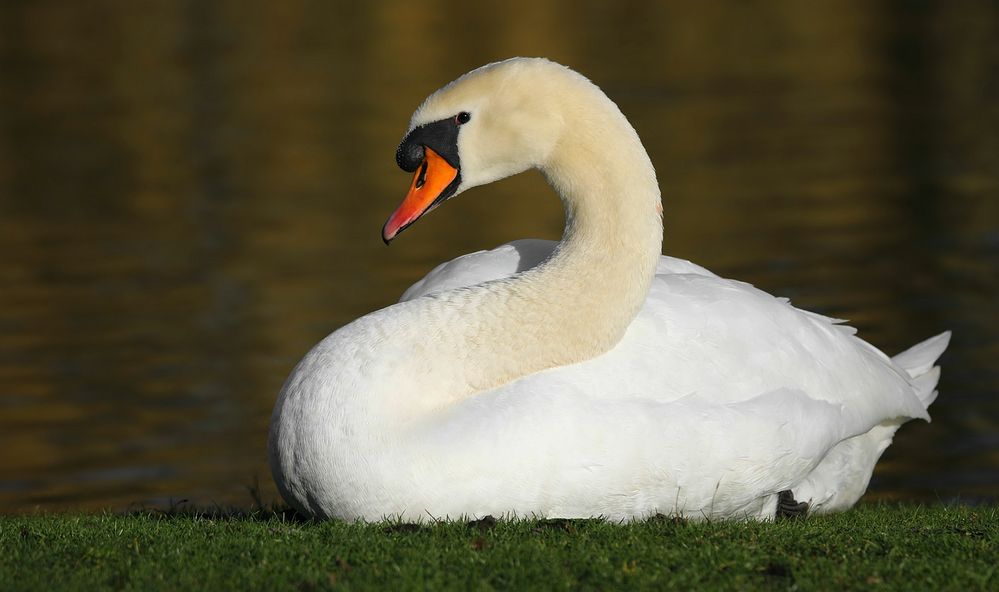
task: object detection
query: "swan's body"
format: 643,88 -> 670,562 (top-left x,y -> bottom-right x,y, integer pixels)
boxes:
268,58 -> 949,521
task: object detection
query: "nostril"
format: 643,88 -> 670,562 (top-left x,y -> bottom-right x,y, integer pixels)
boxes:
396,142 -> 425,172
415,160 -> 428,188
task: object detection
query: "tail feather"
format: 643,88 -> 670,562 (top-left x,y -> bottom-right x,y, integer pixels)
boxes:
892,331 -> 951,409
799,331 -> 951,512
910,366 -> 941,408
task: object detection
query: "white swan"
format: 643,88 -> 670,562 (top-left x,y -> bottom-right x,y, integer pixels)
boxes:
268,58 -> 950,521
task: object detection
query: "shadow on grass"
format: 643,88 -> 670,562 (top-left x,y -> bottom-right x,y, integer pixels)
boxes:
120,494 -> 705,536
120,478 -> 313,523
123,500 -> 312,524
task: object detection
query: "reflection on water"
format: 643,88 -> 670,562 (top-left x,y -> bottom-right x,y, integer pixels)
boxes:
0,1 -> 996,511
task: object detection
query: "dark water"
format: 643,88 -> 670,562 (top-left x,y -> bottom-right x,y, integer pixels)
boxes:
0,1 -> 996,512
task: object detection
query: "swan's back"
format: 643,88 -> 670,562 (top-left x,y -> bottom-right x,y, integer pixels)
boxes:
400,239 -> 929,434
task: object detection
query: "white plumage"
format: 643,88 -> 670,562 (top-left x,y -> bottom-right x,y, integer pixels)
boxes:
268,58 -> 949,521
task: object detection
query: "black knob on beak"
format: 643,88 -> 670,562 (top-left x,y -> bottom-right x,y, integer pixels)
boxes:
395,117 -> 462,173
396,141 -> 425,172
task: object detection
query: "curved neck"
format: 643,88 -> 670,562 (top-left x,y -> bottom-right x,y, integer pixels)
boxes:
535,113 -> 664,351
400,94 -> 663,411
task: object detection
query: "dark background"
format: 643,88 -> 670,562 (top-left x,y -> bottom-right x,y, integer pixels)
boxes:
0,0 -> 996,511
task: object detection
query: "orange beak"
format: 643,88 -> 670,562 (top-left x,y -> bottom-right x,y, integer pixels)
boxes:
382,147 -> 459,243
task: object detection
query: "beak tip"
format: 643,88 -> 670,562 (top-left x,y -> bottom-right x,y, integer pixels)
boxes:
381,225 -> 395,245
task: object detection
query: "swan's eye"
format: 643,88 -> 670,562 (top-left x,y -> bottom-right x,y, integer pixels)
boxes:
455,112 -> 471,125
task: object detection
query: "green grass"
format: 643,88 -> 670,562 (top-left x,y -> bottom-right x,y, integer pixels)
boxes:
2,504 -> 996,591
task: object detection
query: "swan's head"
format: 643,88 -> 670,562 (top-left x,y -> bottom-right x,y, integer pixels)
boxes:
382,58 -> 574,242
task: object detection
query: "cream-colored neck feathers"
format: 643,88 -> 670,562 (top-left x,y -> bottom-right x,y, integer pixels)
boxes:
399,59 -> 663,410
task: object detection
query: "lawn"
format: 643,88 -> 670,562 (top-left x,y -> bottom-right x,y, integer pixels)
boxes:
2,504 -> 995,591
